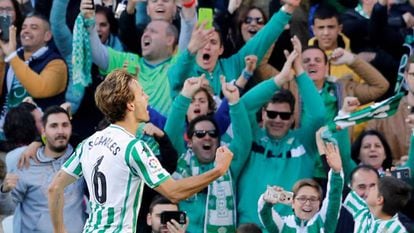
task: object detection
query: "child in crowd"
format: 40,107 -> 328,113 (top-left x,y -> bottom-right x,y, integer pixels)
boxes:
258,139 -> 344,232
344,176 -> 412,233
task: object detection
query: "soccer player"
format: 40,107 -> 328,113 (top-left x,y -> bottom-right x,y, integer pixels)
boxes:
47,69 -> 233,233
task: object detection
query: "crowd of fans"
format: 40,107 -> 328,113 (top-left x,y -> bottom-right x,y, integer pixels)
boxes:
0,0 -> 413,232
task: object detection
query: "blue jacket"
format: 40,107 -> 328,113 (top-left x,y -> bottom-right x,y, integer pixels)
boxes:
0,146 -> 86,233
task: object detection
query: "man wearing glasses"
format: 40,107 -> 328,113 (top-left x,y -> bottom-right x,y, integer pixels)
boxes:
164,77 -> 252,233
237,41 -> 326,232
258,136 -> 344,233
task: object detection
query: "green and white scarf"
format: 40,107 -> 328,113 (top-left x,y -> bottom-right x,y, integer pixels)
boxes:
173,149 -> 236,233
70,14 -> 94,103
355,3 -> 370,19
327,35 -> 411,132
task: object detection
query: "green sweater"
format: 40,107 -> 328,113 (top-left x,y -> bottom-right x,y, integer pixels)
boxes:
164,95 -> 252,233
167,9 -> 291,98
237,74 -> 326,232
102,48 -> 177,116
258,170 -> 344,233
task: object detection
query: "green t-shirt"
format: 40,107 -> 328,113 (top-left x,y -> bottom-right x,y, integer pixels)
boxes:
103,48 -> 177,116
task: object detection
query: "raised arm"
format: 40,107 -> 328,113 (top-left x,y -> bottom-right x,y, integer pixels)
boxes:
178,0 -> 197,52
318,142 -> 344,233
234,55 -> 258,90
168,22 -> 215,98
80,0 -> 110,70
258,186 -> 286,233
50,0 -> 72,59
330,48 -> 389,104
118,0 -> 141,53
294,37 -> 326,150
223,0 -> 299,75
241,49 -> 298,113
220,77 -> 252,180
164,77 -> 204,155
155,146 -> 233,203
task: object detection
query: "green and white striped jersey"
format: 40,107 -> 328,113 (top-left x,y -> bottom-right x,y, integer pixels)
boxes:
344,191 -> 408,233
63,124 -> 170,233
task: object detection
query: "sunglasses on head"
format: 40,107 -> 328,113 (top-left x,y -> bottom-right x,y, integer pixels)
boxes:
244,16 -> 264,25
265,110 -> 292,120
193,130 -> 219,138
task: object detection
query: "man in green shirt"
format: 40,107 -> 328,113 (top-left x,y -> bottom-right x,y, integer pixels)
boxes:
168,0 -> 301,99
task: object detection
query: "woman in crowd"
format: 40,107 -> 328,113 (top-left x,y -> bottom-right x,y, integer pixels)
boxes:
351,129 -> 393,173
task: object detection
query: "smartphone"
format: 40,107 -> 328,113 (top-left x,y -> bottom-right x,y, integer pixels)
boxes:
390,168 -> 411,180
0,14 -> 11,42
160,211 -> 187,224
198,8 -> 213,29
267,186 -> 293,205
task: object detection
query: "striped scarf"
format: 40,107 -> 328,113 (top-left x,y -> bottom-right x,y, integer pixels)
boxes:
173,149 -> 236,233
345,191 -> 407,233
70,14 -> 94,104
327,32 -> 414,132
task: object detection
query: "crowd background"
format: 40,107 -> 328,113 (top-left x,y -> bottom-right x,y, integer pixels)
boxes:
0,0 -> 414,232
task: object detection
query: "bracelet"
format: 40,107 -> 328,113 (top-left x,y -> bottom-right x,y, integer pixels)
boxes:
241,69 -> 253,80
183,0 -> 196,8
4,51 -> 17,63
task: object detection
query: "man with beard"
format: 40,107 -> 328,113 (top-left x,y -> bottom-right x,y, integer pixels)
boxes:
0,106 -> 85,233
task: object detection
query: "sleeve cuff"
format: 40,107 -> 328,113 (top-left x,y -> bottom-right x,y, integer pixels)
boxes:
4,51 -> 17,63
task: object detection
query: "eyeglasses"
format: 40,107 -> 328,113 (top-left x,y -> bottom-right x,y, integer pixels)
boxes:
193,130 -> 218,138
265,110 -> 292,120
244,16 -> 264,25
295,196 -> 320,204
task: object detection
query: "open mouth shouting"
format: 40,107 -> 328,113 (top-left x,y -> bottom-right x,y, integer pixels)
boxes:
142,36 -> 152,48
247,28 -> 258,37
155,7 -> 166,14
202,53 -> 211,63
202,143 -> 212,151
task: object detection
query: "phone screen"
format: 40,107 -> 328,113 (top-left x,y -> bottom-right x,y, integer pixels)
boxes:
390,168 -> 411,180
198,8 -> 213,29
0,15 -> 11,42
160,211 -> 187,224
